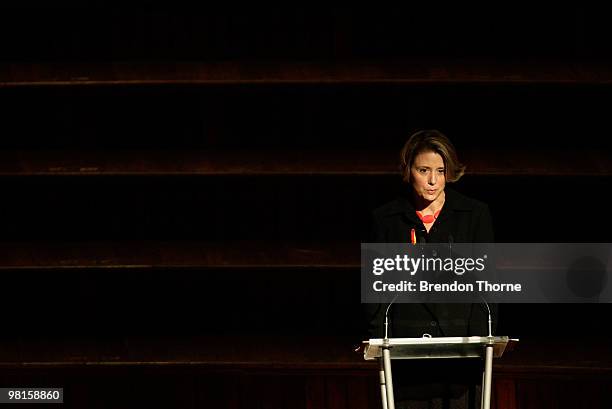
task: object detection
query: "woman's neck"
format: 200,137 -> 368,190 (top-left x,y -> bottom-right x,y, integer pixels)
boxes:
412,190 -> 446,213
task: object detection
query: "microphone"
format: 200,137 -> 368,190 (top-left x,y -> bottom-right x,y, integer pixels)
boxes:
480,295 -> 493,337
384,294 -> 400,340
449,234 -> 493,337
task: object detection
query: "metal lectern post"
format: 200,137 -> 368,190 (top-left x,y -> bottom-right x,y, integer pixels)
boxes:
381,340 -> 396,409
481,344 -> 494,409
378,359 -> 388,409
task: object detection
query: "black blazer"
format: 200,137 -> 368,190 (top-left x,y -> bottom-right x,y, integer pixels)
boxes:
372,186 -> 494,244
365,186 -> 495,339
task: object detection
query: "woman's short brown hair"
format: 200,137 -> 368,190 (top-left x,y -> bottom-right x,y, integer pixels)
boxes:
399,129 -> 466,183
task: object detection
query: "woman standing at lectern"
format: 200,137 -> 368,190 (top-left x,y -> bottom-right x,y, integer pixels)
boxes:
365,129 -> 496,408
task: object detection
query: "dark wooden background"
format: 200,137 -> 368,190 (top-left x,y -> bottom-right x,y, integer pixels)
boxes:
0,5 -> 611,408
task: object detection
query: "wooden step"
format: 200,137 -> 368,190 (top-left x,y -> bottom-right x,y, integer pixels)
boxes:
0,335 -> 611,378
0,241 -> 357,270
3,60 -> 612,87
0,336 -> 369,370
0,148 -> 609,176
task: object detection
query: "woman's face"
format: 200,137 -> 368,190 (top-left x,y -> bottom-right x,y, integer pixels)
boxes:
410,150 -> 446,203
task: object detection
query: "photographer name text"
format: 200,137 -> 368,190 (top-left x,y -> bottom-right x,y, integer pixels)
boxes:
373,280 -> 522,293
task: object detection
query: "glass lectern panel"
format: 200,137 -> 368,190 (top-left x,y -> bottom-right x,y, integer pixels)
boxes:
364,336 -> 509,360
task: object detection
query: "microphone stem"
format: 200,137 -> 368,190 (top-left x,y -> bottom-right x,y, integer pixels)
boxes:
384,315 -> 389,340
384,294 -> 399,340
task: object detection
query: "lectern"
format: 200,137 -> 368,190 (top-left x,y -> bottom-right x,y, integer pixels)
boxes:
364,336 -> 514,409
